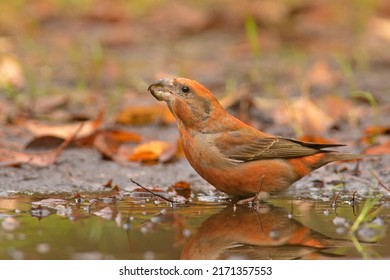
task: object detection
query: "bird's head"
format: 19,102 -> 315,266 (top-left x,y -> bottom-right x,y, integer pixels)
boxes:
148,77 -> 224,130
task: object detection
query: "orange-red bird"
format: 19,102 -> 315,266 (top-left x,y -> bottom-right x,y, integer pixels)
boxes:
148,77 -> 363,198
181,205 -> 348,259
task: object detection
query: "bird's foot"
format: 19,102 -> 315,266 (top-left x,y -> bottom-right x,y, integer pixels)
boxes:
236,191 -> 270,206
236,175 -> 268,206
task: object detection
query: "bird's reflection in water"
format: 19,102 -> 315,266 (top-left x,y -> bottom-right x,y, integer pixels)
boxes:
181,205 -> 347,260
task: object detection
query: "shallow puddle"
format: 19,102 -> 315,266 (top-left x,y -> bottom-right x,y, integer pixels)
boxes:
0,191 -> 389,260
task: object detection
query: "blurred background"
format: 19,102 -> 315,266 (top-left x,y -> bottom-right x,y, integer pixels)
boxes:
1,0 -> 389,129
1,0 -> 390,260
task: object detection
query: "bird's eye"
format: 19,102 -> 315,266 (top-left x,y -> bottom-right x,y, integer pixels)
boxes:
181,86 -> 190,93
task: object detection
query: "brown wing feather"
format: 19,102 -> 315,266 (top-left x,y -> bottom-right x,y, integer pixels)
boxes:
215,130 -> 345,162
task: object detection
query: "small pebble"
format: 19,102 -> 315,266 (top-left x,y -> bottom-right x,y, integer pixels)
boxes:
333,216 -> 347,226
323,210 -> 330,216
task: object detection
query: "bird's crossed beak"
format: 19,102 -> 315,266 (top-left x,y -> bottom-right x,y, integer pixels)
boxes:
148,78 -> 174,102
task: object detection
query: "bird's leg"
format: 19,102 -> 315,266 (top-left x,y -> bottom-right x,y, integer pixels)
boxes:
237,175 -> 268,206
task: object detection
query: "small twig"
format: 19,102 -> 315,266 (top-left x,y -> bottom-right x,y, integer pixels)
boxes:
350,191 -> 358,216
252,174 -> 265,203
86,198 -> 98,212
237,175 -> 265,206
331,192 -> 340,209
254,207 -> 264,232
353,161 -> 361,176
349,191 -> 357,206
372,171 -> 390,192
130,179 -> 175,204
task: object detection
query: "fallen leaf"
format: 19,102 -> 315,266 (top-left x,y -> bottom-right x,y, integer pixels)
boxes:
158,140 -> 180,163
114,145 -> 137,162
103,179 -> 113,189
128,140 -> 171,163
103,128 -> 142,143
298,135 -> 338,144
364,125 -> 390,137
0,123 -> 82,167
25,136 -> 68,150
361,125 -> 390,144
363,140 -> 390,155
19,109 -> 104,139
93,129 -> 142,160
115,104 -> 175,125
170,181 -> 191,199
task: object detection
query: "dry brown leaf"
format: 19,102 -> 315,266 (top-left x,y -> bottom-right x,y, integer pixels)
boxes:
170,181 -> 191,199
274,97 -> 334,135
114,145 -> 136,162
158,140 -> 181,163
115,104 -> 175,125
103,128 -> 142,143
0,124 -> 81,167
361,125 -> 390,144
298,135 -> 338,144
25,136 -> 67,150
128,140 -> 171,163
364,125 -> 390,137
93,132 -> 121,160
363,140 -> 390,155
93,129 -> 141,160
20,110 -> 104,139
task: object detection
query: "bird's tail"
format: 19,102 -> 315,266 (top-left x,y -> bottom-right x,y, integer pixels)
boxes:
321,153 -> 373,165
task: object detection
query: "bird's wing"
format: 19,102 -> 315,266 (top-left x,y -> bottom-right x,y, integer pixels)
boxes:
214,130 -> 344,162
